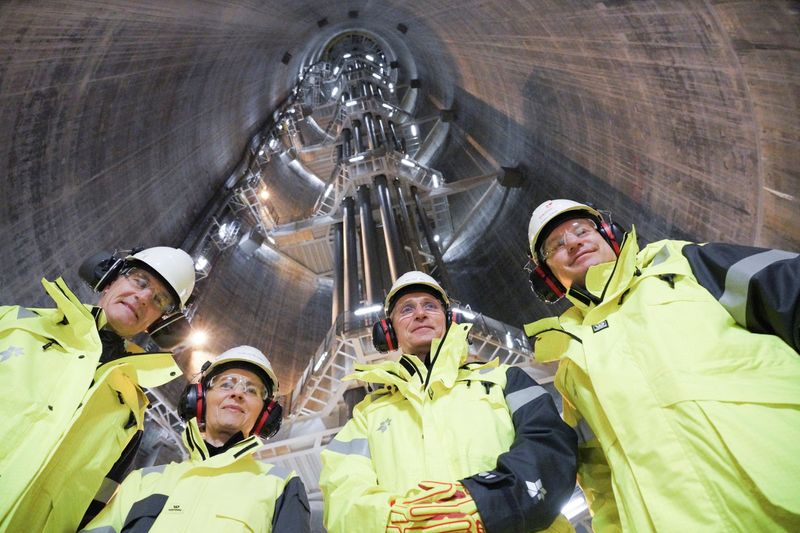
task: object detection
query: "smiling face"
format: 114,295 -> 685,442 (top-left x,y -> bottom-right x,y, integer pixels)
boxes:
390,291 -> 447,358
543,218 -> 617,290
97,268 -> 173,337
204,367 -> 266,444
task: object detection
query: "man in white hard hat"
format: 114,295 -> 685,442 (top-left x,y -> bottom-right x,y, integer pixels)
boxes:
0,246 -> 197,533
82,346 -> 311,533
523,199 -> 800,532
320,271 -> 578,533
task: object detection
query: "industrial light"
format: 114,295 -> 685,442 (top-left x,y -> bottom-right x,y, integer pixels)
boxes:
400,158 -> 416,168
194,256 -> 208,271
561,493 -> 587,520
431,175 -> 440,188
382,103 -> 393,110
331,86 -> 339,97
345,100 -> 358,107
452,307 -> 476,320
333,66 -> 340,76
410,124 -> 418,136
343,53 -> 352,59
349,155 -> 365,163
258,149 -> 264,156
433,234 -> 440,243
324,183 -> 334,197
388,83 -> 394,90
259,189 -> 269,201
267,235 -> 276,245
371,72 -> 381,80
188,330 -> 208,347
354,304 -> 382,316
313,351 -> 329,372
269,138 -> 279,149
505,332 -> 514,349
218,223 -> 229,240
365,54 -> 374,61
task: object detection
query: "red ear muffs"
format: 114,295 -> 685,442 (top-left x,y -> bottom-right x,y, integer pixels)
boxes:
178,382 -> 206,425
253,399 -> 283,439
598,220 -> 622,254
372,318 -> 397,353
529,264 -> 566,304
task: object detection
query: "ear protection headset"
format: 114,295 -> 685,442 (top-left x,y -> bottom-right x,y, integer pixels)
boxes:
79,250 -> 141,292
178,363 -> 283,440
372,307 -> 464,353
528,213 -> 626,303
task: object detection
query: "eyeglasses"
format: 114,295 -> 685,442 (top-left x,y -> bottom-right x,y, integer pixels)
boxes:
541,220 -> 598,260
208,374 -> 268,400
121,268 -> 176,315
395,300 -> 443,318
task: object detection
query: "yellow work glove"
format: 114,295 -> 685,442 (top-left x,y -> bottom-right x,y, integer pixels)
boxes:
387,481 -> 485,533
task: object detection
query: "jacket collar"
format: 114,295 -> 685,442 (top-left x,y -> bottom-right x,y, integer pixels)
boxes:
564,226 -> 640,314
182,418 -> 263,464
345,322 -> 474,397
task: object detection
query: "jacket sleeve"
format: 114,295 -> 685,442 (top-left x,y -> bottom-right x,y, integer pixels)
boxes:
80,467 -> 146,533
682,242 -> 800,352
319,401 -> 402,533
78,430 -> 143,529
564,407 -> 620,533
461,367 -> 578,533
272,475 -> 311,533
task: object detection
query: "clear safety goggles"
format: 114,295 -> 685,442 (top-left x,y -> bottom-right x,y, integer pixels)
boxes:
121,267 -> 176,315
394,299 -> 444,318
540,219 -> 598,261
207,374 -> 269,400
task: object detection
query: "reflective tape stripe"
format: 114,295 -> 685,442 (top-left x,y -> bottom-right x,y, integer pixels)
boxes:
141,464 -> 167,476
16,308 -> 37,319
506,385 -> 547,416
575,419 -> 596,444
81,527 -> 116,533
94,476 -> 120,505
326,437 -> 371,459
652,245 -> 671,266
719,250 -> 798,327
267,464 -> 292,480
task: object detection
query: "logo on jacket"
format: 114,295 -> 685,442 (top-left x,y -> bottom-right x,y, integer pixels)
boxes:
526,479 -> 546,501
378,418 -> 392,433
0,346 -> 24,363
591,320 -> 609,333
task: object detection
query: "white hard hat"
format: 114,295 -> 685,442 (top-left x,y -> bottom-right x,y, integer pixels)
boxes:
528,199 -> 601,264
127,247 -> 195,310
384,271 -> 449,315
206,345 -> 279,394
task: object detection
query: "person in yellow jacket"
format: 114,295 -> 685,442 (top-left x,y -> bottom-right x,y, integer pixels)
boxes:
320,271 -> 578,533
523,199 -> 800,532
81,346 -> 311,532
0,246 -> 196,532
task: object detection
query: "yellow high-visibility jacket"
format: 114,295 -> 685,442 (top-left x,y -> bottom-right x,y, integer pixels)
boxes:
320,322 -> 578,533
0,277 -> 181,532
82,418 -> 311,532
525,228 -> 800,532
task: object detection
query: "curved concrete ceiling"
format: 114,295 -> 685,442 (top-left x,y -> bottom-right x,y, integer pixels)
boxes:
1,1 -> 798,392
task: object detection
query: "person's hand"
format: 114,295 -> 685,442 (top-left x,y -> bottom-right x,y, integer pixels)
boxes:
387,481 -> 484,532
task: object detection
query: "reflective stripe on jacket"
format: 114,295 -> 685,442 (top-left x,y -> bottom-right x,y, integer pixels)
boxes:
82,418 -> 310,533
525,228 -> 800,532
320,322 -> 578,533
0,277 -> 180,533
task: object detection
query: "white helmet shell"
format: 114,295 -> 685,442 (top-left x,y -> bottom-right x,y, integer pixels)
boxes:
384,271 -> 449,315
528,199 -> 601,264
206,345 -> 279,394
127,247 -> 195,310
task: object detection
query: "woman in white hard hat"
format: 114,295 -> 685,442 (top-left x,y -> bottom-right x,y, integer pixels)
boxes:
83,346 -> 311,533
0,246 -> 196,533
524,199 -> 800,532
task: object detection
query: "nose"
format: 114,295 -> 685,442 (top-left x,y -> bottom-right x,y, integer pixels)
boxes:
564,230 -> 588,253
